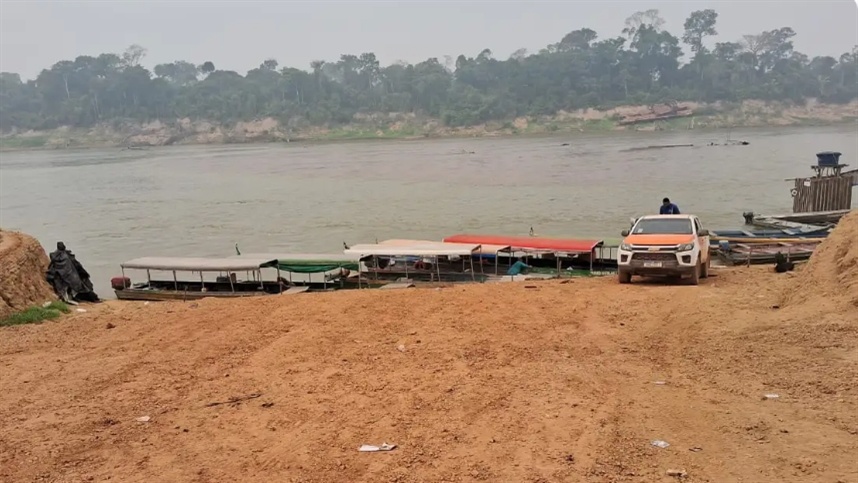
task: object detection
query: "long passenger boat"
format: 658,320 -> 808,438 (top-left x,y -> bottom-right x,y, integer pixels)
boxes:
442,234 -> 609,271
229,253 -> 370,289
715,242 -> 818,266
344,241 -> 489,284
113,256 -> 284,301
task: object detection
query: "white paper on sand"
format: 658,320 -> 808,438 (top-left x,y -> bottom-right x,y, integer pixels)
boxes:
358,443 -> 396,452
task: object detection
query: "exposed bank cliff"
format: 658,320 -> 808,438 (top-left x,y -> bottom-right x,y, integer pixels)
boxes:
0,230 -> 55,318
1,98 -> 856,150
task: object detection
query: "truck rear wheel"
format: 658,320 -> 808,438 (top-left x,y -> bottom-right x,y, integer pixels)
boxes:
618,270 -> 632,284
701,257 -> 710,278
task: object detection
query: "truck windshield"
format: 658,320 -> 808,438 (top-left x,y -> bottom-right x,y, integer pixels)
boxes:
633,219 -> 693,235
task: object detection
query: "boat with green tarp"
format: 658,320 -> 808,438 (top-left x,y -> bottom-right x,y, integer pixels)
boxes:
230,253 -> 363,289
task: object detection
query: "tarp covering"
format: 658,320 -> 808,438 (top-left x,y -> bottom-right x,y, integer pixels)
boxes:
443,234 -> 602,254
230,253 -> 360,273
47,247 -> 99,302
345,242 -> 480,257
379,239 -> 510,255
121,257 -> 278,272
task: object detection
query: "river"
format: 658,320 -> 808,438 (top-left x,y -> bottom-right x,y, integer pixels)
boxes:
1,125 -> 856,298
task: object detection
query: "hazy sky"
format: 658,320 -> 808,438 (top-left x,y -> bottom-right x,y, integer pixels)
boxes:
1,1 -> 856,80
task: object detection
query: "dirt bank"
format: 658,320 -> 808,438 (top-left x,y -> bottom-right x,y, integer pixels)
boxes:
2,98 -> 856,150
0,258 -> 855,482
0,229 -> 54,318
784,209 -> 858,309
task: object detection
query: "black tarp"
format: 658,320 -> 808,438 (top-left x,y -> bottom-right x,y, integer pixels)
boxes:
46,244 -> 99,302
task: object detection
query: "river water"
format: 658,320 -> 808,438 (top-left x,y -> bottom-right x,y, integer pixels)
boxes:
1,125 -> 856,297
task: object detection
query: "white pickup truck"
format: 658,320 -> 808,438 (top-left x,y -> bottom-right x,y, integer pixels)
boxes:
616,214 -> 711,285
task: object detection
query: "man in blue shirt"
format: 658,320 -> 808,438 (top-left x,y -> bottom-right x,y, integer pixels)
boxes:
660,197 -> 680,214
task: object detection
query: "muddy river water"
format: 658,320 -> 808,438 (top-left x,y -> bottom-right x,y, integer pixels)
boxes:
1,125 -> 856,297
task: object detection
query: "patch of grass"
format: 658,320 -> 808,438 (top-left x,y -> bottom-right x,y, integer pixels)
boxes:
0,135 -> 50,150
580,118 -> 617,131
0,301 -> 70,327
318,127 -> 421,141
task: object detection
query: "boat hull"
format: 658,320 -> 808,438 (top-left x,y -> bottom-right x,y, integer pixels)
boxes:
714,242 -> 818,266
114,288 -> 273,302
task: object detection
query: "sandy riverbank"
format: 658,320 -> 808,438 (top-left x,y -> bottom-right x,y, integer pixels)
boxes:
2,99 -> 856,151
0,211 -> 856,483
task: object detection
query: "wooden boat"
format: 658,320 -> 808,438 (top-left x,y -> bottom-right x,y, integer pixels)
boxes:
114,256 -> 284,301
443,234 -> 607,273
744,210 -> 849,230
714,242 -> 818,266
709,230 -> 828,248
344,241 -> 487,284
230,253 -> 361,289
765,210 -> 852,225
709,227 -> 830,240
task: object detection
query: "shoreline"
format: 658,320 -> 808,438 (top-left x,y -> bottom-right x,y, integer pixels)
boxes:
1,118 -> 854,153
3,99 -> 856,152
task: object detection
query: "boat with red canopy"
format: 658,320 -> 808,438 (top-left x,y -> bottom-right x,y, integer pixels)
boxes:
442,234 -> 602,254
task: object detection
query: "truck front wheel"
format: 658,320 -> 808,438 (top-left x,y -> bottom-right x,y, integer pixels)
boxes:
688,260 -> 701,286
618,270 -> 632,284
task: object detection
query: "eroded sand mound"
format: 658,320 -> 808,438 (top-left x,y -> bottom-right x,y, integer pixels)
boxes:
784,209 -> 858,308
0,229 -> 55,318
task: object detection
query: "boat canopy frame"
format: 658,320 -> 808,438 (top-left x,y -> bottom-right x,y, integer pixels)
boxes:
344,241 -> 483,286
119,256 -> 280,293
377,239 -> 514,275
229,252 -> 362,289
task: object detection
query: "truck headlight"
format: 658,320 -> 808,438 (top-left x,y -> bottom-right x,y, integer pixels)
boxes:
678,243 -> 694,252
620,243 -> 632,251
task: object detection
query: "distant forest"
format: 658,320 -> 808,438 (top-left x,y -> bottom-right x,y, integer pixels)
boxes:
1,8 -> 856,131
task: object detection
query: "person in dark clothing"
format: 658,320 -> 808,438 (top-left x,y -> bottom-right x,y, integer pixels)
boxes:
774,252 -> 795,273
46,242 -> 99,303
660,197 -> 681,215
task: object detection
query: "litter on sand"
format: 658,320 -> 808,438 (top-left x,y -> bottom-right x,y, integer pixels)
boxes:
75,308 -> 87,313
763,394 -> 780,400
135,416 -> 151,422
666,468 -> 688,477
359,443 -> 397,452
651,440 -> 670,449
653,381 -> 667,385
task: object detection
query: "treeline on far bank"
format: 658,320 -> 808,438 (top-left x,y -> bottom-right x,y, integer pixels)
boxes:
1,8 -> 857,132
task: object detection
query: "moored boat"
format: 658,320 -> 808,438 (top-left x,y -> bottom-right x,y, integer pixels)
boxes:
344,241 -> 489,284
113,256 -> 283,301
442,234 -> 609,272
714,242 -> 818,266
709,228 -> 830,240
230,253 -> 361,289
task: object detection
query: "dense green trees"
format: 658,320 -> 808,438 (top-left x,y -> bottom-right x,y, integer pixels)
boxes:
1,9 -> 856,132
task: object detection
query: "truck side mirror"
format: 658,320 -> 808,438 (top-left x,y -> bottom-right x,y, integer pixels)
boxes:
621,230 -> 630,237
698,229 -> 709,236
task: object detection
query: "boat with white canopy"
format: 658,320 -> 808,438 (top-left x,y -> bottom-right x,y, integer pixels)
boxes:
344,241 -> 487,285
113,256 -> 283,301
